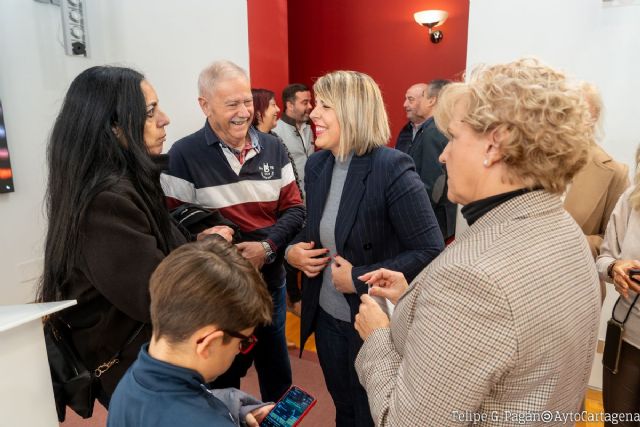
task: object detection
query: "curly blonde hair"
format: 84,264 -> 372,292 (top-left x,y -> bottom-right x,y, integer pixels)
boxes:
313,71 -> 390,160
434,58 -> 593,194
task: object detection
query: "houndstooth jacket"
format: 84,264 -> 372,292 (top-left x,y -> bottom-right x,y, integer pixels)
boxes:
355,191 -> 601,426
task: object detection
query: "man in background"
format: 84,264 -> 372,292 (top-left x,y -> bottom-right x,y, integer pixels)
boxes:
395,83 -> 428,153
405,79 -> 457,242
273,84 -> 314,197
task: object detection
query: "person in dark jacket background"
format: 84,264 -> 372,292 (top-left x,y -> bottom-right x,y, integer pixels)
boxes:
406,79 -> 458,242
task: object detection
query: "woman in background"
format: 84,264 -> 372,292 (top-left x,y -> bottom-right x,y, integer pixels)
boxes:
286,70 -> 443,427
252,88 -> 280,134
37,66 -> 231,404
597,146 -> 640,427
564,82 -> 628,262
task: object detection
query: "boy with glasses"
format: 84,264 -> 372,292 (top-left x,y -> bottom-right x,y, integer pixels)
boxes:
108,238 -> 274,426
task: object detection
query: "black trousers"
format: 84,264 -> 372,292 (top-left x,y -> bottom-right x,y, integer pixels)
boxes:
315,308 -> 374,427
603,340 -> 640,427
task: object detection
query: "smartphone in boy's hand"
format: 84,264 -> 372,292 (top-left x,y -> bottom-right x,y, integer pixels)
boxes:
259,385 -> 316,427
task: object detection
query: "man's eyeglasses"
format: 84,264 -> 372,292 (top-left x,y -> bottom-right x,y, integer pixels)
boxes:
196,329 -> 257,355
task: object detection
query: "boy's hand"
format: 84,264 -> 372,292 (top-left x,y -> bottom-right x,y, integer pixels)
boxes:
245,404 -> 274,426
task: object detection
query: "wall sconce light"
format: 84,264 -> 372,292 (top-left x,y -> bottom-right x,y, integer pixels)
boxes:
414,10 -> 448,44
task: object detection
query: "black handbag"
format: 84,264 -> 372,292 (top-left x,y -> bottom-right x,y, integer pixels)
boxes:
170,203 -> 242,242
43,317 -> 144,421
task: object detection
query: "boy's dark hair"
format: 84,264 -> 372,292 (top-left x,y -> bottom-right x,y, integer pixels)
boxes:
149,238 -> 272,344
282,83 -> 309,108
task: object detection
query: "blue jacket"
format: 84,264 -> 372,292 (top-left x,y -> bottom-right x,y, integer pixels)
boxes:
293,147 -> 444,350
108,345 -> 238,427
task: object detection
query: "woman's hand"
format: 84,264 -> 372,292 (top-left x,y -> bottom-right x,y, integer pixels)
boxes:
332,255 -> 355,294
355,294 -> 390,340
286,241 -> 330,278
245,404 -> 274,426
610,259 -> 640,300
358,268 -> 409,305
197,225 -> 234,242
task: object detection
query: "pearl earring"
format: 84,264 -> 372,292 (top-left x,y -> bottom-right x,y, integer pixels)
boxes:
483,159 -> 489,167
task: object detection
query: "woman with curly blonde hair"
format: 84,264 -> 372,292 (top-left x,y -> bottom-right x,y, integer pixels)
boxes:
353,58 -> 601,426
597,146 -> 640,426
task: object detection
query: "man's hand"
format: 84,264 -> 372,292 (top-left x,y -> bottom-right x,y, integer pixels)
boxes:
236,241 -> 266,270
197,225 -> 235,242
286,241 -> 330,278
332,255 -> 355,294
355,294 -> 390,340
358,268 -> 409,305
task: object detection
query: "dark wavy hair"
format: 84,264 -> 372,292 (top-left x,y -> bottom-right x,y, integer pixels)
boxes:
37,66 -> 173,303
251,88 -> 276,128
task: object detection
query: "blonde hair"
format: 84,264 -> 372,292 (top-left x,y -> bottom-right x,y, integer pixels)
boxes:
434,58 -> 593,194
630,146 -> 640,211
579,81 -> 604,140
313,71 -> 390,160
198,60 -> 248,97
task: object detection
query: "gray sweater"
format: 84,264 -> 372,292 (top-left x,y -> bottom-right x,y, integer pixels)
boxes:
318,154 -> 353,321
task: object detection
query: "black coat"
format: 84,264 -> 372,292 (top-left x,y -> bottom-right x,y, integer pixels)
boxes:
61,178 -> 186,395
407,117 -> 457,240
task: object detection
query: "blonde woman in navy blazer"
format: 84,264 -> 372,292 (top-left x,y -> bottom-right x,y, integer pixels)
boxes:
286,71 -> 444,427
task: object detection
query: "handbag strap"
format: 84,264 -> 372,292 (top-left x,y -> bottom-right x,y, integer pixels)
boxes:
611,293 -> 640,325
94,323 -> 146,378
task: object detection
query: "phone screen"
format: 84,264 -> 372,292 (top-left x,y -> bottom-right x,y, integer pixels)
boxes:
260,386 -> 316,427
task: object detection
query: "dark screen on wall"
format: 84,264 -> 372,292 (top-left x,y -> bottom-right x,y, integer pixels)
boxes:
0,98 -> 15,193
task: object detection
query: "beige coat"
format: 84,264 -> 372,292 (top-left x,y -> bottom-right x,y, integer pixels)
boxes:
356,191 -> 601,426
564,145 -> 629,258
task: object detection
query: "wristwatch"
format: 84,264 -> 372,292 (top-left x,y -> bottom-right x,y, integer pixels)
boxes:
261,241 -> 277,264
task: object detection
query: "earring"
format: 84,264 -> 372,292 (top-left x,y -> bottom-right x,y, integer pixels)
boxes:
483,159 -> 489,167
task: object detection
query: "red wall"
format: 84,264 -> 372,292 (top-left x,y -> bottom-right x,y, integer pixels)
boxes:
287,0 -> 469,145
247,0 -> 289,107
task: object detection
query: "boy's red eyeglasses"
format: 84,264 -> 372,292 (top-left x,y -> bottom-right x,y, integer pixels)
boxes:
197,329 -> 257,355
224,330 -> 257,354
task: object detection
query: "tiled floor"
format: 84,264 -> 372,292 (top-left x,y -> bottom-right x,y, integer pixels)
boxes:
576,388 -> 605,427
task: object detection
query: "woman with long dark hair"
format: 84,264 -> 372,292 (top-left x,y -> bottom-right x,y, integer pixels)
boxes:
37,66 -> 231,404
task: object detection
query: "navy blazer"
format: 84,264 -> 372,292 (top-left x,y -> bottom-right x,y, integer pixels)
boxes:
293,146 -> 444,350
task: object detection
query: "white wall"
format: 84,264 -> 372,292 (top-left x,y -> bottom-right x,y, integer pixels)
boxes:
0,0 -> 249,304
468,0 -> 640,172
467,0 -> 640,389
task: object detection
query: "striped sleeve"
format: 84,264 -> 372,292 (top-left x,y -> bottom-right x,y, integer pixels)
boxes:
266,144 -> 304,251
